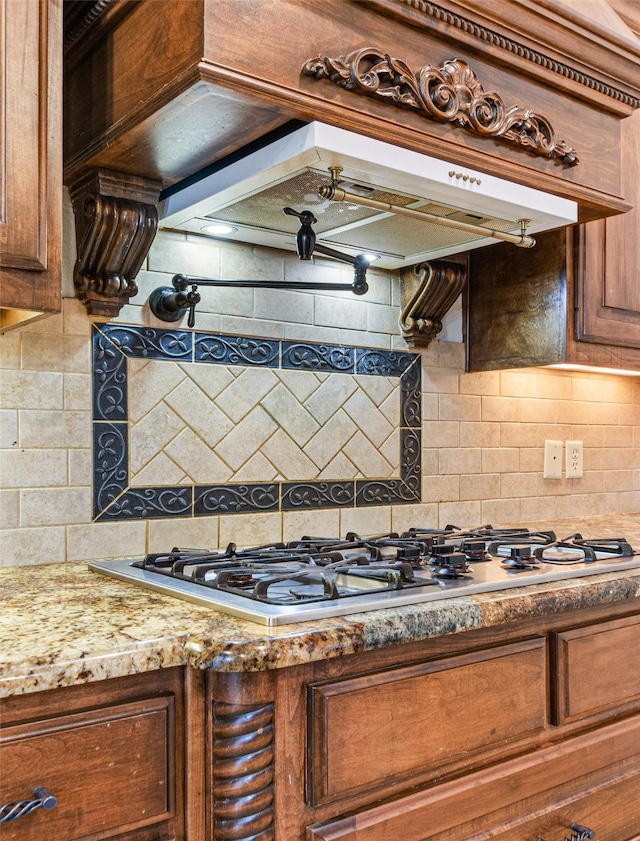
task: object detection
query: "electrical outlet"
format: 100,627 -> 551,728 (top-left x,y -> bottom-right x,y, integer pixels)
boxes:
543,440 -> 563,479
566,440 -> 584,478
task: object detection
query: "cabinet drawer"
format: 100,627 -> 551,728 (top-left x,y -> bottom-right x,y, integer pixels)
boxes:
551,614 -> 640,724
307,638 -> 546,804
0,695 -> 174,840
307,714 -> 640,841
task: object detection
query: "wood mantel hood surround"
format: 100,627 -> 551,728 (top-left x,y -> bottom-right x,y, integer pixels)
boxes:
63,0 -> 640,318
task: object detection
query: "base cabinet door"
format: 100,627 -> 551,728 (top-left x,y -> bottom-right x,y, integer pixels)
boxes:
307,714 -> 640,841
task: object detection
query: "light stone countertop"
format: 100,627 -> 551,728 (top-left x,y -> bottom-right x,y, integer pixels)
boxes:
1,513 -> 639,698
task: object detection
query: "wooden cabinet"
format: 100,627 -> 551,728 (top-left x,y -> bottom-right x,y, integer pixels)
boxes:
0,669 -> 195,841
208,603 -> 640,841
0,0 -> 62,332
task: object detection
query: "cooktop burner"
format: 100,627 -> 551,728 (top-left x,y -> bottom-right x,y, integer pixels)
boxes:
88,526 -> 640,625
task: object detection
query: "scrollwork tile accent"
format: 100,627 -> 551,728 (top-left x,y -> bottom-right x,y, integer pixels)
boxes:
282,341 -> 354,372
92,325 -> 422,521
99,323 -> 192,360
195,334 -> 280,367
195,484 -> 279,516
281,481 -> 354,511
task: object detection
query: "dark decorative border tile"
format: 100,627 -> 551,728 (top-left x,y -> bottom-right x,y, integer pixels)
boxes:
281,481 -> 355,511
282,341 -> 354,372
195,484 -> 280,516
195,334 -> 280,367
92,325 -> 422,521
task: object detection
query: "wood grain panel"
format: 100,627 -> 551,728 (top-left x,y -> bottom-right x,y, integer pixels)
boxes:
308,638 -> 546,804
551,614 -> 640,725
0,696 -> 174,840
307,714 -> 640,841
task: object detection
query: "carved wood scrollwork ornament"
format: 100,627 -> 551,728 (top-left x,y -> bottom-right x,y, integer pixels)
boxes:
400,260 -> 467,347
303,49 -> 579,167
69,169 -> 162,318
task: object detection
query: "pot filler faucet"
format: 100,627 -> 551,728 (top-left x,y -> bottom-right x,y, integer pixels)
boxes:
149,206 -> 370,328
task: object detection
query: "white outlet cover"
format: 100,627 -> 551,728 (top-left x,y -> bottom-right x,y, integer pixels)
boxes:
543,440 -> 563,479
566,440 -> 584,478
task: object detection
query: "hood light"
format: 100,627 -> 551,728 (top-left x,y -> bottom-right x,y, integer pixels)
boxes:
201,222 -> 237,236
547,364 -> 640,377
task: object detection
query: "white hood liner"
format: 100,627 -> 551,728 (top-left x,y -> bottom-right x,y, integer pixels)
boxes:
159,122 -> 577,269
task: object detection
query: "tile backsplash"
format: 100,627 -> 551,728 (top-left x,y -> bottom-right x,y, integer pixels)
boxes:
1,220 -> 639,566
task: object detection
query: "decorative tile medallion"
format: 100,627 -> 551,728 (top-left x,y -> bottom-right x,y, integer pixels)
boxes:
92,325 -> 421,520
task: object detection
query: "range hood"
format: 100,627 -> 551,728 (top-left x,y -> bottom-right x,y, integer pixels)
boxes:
159,122 -> 577,269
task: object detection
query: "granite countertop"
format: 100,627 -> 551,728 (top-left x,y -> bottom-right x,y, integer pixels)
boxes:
1,514 -> 639,698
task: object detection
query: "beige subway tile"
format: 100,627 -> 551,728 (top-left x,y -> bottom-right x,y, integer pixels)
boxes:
437,500 -> 481,528
422,368 -> 459,395
64,373 -> 92,411
603,469 -> 635,493
215,407 -> 280,473
481,395 -> 520,423
572,425 -> 604,448
262,382 -> 321,446
304,411 -> 357,471
283,508 -> 341,542
214,368 -> 279,424
459,370 -> 500,396
343,431 -> 395,478
67,521 -> 147,562
481,448 -> 520,474
421,448 -> 439,475
481,498 -> 523,526
197,284 -> 255,318
339,329 -> 390,349
304,375 -> 358,426
148,230 -> 221,277
422,475 -> 459,503
129,402 -> 185,473
261,429 -> 319,480
233,451 -> 281,482
572,374 -> 634,404
460,473 -> 499,501
282,323 -> 342,345
500,423 -> 539,448
0,370 -> 63,410
391,503 -> 439,532
21,487 -> 92,527
436,341 -> 465,369
538,423 -> 572,442
0,411 -> 18,448
500,370 -> 539,397
0,526 -> 66,565
131,452 -> 187,486
0,331 -> 21,369
340,506 -> 391,538
459,422 -> 500,448
588,402 -> 620,425
519,447 -> 543,473
314,295 -> 367,331
0,490 -> 19,528
62,299 -> 92,337
532,371 -> 572,400
345,391 -> 395,450
439,448 -> 481,475
217,511 -> 283,551
439,394 -> 481,422
317,451 -> 358,479
588,448 -> 618,470
423,421 -> 459,448
285,254 -> 346,286
149,516 -> 219,553
500,473 -> 539,499
421,393 -> 438,421
378,429 -> 400,472
603,425 -> 634,448
0,449 -> 67,488
20,410 -> 91,449
367,302 -> 400,335
520,398 -> 557,423
22,333 -> 90,374
254,287 -> 313,324
556,401 -> 590,425
221,241 -> 286,282
619,490 -> 640,510
166,378 -> 235,448
361,376 -> 397,411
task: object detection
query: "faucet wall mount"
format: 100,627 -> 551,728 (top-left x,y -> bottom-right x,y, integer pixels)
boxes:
149,207 -> 370,327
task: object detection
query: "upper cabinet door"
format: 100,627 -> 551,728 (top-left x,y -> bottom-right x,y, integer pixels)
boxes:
0,0 -> 61,329
576,109 -> 640,349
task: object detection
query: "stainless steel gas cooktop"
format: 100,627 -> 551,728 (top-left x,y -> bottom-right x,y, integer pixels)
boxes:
88,526 -> 640,626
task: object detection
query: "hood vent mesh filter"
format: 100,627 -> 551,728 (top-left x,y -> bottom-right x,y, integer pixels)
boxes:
207,170 -> 520,258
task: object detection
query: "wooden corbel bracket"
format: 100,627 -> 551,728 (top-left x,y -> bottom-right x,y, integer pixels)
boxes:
400,260 -> 467,347
69,169 -> 162,318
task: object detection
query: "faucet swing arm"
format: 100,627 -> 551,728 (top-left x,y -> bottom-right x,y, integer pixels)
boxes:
149,208 -> 369,328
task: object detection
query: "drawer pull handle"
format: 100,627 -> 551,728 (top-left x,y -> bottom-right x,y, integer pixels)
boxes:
537,824 -> 597,841
0,787 -> 58,823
